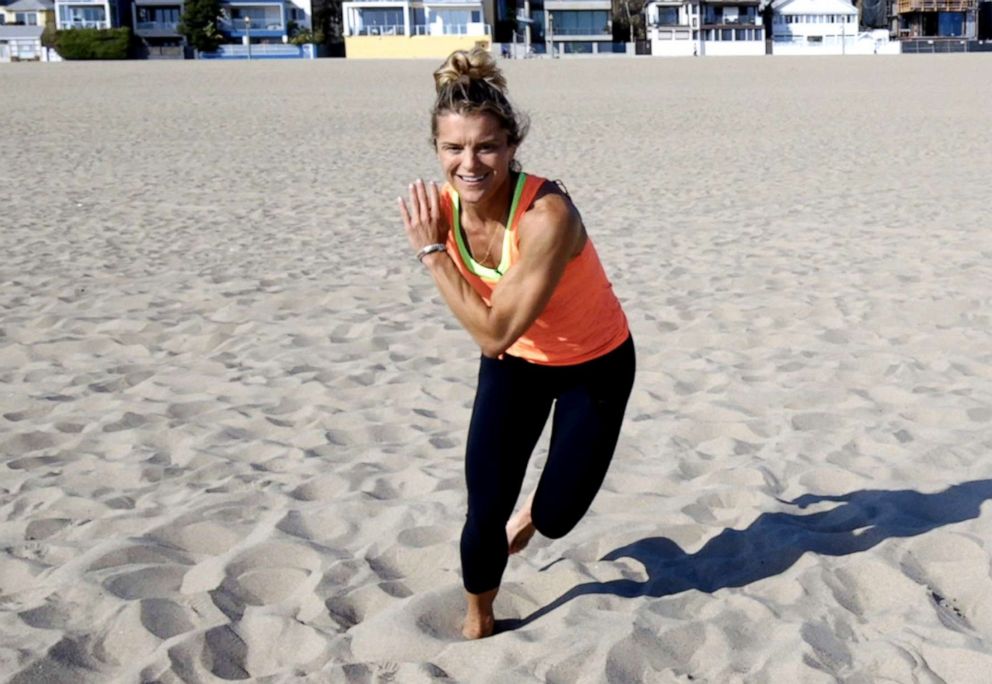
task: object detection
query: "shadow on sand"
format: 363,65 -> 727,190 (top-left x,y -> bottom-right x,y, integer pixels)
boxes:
499,479 -> 992,631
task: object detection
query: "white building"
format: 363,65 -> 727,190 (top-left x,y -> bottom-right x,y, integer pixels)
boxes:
342,0 -> 491,58
645,0 -> 696,55
646,0 -> 764,56
0,24 -> 45,60
770,0 -> 864,53
544,0 -> 622,55
54,0 -> 115,28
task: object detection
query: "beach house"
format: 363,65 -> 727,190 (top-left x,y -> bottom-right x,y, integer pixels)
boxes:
2,0 -> 55,25
0,0 -> 54,60
132,0 -> 183,52
542,0 -> 620,54
770,0 -> 859,53
194,0 -> 314,58
53,0 -> 120,28
644,0 -> 696,55
645,0 -> 763,56
894,0 -> 977,50
342,0 -> 492,58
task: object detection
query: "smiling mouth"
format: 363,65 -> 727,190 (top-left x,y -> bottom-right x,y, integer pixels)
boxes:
457,173 -> 490,184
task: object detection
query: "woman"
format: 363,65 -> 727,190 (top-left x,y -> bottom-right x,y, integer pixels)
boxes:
398,48 -> 635,639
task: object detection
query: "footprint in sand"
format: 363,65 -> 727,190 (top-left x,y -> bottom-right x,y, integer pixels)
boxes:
104,565 -> 188,601
348,585 -> 466,661
25,518 -> 72,541
397,525 -> 449,549
89,545 -> 192,575
276,509 -> 355,545
288,473 -> 351,502
147,520 -> 244,556
93,598 -> 196,664
210,542 -> 322,613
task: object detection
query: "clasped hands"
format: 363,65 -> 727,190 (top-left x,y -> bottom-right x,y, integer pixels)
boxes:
398,179 -> 449,260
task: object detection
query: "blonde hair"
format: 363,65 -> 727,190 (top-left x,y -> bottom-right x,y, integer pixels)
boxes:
431,48 -> 529,151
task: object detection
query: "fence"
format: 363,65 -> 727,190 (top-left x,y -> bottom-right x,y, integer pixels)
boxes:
199,43 -> 315,59
351,23 -> 490,37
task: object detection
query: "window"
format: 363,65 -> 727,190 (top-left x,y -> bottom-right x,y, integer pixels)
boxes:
735,29 -> 746,40
59,5 -> 107,25
549,10 -> 609,36
358,8 -> 404,33
562,40 -> 593,52
657,7 -> 679,25
938,11 -> 964,35
16,12 -> 38,25
721,28 -> 732,40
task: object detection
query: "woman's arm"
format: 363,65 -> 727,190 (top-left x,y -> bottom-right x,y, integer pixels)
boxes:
401,179 -> 583,358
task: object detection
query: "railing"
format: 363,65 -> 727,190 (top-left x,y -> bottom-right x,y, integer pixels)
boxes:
352,23 -> 490,36
200,43 -> 315,58
136,21 -> 180,32
549,26 -> 611,35
64,19 -> 110,29
897,0 -> 974,11
218,17 -> 285,31
354,23 -> 404,35
703,15 -> 757,25
411,22 -> 490,35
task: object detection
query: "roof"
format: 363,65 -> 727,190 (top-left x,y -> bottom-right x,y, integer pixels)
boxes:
773,0 -> 858,13
4,0 -> 53,9
0,24 -> 45,38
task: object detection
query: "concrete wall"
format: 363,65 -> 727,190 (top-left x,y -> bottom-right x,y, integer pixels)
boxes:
700,40 -> 764,55
649,36 -> 696,55
773,32 -> 900,55
345,34 -> 491,58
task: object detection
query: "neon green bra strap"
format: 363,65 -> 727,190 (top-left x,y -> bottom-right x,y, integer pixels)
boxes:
452,172 -> 527,280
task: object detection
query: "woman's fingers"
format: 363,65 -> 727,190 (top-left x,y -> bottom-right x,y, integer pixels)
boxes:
407,182 -> 420,219
415,179 -> 430,225
398,197 -> 412,230
428,180 -> 440,221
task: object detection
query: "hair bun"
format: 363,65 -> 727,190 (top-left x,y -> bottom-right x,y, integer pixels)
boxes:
434,47 -> 507,95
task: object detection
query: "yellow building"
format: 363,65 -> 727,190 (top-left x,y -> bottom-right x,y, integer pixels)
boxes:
342,0 -> 492,58
0,0 -> 55,61
1,0 -> 56,27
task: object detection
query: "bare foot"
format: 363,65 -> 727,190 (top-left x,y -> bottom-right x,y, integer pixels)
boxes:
463,588 -> 498,639
506,491 -> 537,555
462,612 -> 495,639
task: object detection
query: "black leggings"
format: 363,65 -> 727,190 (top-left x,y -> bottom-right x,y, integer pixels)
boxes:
459,334 -> 636,594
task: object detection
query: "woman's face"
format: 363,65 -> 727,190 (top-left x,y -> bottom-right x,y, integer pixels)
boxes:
435,111 -> 516,205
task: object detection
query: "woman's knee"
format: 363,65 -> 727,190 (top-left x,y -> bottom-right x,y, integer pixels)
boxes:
531,506 -> 583,540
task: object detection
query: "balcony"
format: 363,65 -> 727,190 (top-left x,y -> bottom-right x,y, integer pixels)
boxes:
550,25 -> 610,35
703,14 -> 758,24
136,20 -> 180,34
897,0 -> 974,11
219,16 -> 286,35
63,19 -> 111,28
350,22 -> 490,36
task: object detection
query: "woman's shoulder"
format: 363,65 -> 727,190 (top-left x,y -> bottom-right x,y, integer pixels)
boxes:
518,176 -> 582,241
523,175 -> 576,221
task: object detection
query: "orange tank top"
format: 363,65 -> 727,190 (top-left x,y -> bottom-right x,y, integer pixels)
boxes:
443,172 -> 629,366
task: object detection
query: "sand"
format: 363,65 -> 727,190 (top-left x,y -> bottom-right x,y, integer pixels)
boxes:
1,54 -> 992,682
